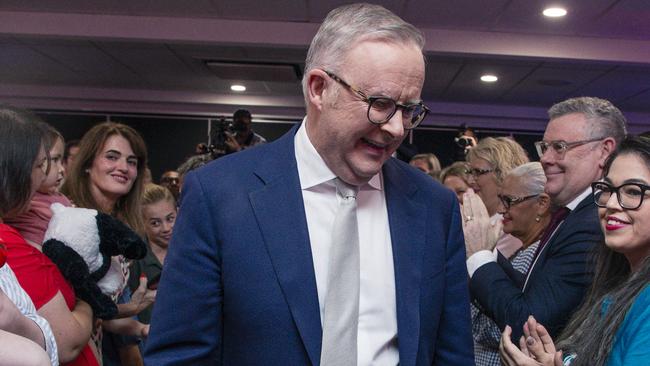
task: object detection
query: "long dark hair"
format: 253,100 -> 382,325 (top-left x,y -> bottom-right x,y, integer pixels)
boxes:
61,122 -> 148,236
556,136 -> 650,365
0,106 -> 47,217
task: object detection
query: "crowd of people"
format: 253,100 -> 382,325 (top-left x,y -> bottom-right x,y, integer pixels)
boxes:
1,3 -> 648,366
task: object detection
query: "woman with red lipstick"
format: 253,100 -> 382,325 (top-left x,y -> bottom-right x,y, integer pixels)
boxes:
470,162 -> 552,366
500,136 -> 650,366
62,122 -> 153,366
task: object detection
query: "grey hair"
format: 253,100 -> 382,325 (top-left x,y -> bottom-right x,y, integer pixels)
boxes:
548,97 -> 627,144
302,3 -> 425,103
505,162 -> 546,196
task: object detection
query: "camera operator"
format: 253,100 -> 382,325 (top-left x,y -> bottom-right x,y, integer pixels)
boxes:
224,109 -> 267,153
453,125 -> 477,161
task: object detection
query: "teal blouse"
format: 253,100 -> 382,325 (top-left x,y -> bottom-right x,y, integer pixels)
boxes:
563,285 -> 650,365
606,285 -> 650,365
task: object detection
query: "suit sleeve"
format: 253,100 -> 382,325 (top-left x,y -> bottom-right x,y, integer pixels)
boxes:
434,201 -> 475,364
469,220 -> 597,341
144,171 -> 223,365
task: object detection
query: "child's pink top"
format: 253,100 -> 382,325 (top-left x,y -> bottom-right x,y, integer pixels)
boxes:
5,191 -> 72,245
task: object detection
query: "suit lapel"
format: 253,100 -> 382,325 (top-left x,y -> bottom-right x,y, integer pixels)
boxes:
524,194 -> 594,289
383,160 -> 426,366
249,127 -> 322,365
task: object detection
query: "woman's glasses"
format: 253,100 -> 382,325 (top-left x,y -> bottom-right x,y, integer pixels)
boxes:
592,181 -> 650,210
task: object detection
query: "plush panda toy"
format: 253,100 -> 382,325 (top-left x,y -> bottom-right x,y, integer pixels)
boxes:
42,203 -> 147,319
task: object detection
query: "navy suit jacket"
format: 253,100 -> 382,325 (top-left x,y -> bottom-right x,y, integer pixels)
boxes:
470,195 -> 602,341
145,125 -> 474,365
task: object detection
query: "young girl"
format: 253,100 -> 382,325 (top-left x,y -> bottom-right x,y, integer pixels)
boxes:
128,184 -> 177,324
6,123 -> 72,248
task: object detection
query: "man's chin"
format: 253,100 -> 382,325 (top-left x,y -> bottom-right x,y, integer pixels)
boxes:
343,164 -> 382,185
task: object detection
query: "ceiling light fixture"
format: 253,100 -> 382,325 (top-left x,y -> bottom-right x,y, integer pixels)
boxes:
480,74 -> 498,83
230,84 -> 246,92
543,7 -> 567,17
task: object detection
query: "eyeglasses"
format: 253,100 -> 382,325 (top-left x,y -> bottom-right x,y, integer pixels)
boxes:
534,137 -> 605,160
469,167 -> 495,177
498,194 -> 539,210
324,70 -> 430,130
591,181 -> 650,210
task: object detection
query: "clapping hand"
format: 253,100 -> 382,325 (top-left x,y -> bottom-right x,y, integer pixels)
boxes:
462,189 -> 500,257
499,316 -> 563,366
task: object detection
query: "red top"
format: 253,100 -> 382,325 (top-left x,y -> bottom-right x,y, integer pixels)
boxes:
0,223 -> 99,366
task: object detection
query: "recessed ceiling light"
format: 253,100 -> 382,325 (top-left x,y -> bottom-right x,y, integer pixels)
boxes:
230,84 -> 246,92
543,7 -> 567,17
480,74 -> 498,83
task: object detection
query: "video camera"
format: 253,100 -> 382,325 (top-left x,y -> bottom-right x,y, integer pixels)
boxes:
452,124 -> 477,161
208,117 -> 235,158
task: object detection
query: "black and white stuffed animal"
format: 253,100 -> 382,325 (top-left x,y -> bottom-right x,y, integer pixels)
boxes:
42,203 -> 147,319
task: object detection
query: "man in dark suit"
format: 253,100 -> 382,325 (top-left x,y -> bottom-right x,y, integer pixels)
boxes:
144,3 -> 473,365
467,97 -> 628,342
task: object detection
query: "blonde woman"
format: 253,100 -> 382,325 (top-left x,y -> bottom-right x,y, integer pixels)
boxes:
465,137 -> 529,258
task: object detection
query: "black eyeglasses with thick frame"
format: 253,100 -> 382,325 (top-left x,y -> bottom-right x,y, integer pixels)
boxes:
323,70 -> 430,130
534,137 -> 606,160
498,194 -> 539,210
591,181 -> 650,210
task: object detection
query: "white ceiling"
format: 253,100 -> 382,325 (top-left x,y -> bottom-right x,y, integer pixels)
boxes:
1,0 -> 650,132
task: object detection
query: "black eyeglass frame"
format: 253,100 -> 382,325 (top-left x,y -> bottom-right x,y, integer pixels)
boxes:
498,194 -> 540,210
323,70 -> 430,130
469,167 -> 495,177
591,181 -> 650,210
534,137 -> 606,160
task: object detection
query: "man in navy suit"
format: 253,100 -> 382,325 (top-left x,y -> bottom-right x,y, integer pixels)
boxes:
145,3 -> 473,365
467,97 -> 628,343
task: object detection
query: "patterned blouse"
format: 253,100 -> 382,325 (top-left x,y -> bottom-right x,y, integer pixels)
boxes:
472,241 -> 540,366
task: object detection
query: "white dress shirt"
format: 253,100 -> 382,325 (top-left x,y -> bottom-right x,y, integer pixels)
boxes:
294,120 -> 399,366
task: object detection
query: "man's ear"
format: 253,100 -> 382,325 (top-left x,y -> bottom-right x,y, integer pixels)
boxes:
306,69 -> 329,112
598,137 -> 617,169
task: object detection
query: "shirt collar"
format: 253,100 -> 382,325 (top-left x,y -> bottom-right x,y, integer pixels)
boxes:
566,187 -> 592,211
143,245 -> 163,268
294,117 -> 382,191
